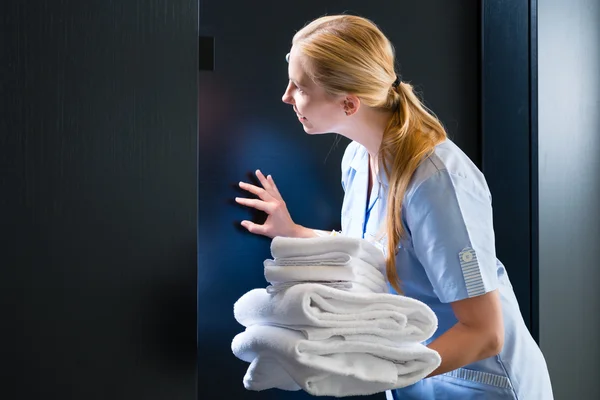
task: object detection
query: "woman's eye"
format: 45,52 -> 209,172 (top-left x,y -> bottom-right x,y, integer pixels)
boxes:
290,81 -> 305,94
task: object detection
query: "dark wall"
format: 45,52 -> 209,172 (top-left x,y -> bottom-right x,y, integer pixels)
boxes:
481,0 -> 535,337
1,1 -> 198,399
538,0 -> 600,397
198,1 -> 479,399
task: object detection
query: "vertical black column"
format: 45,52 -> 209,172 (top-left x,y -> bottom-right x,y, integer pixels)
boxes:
0,1 -> 198,398
481,0 -> 537,339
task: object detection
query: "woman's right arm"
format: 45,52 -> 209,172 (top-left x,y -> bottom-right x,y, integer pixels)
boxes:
235,169 -> 322,239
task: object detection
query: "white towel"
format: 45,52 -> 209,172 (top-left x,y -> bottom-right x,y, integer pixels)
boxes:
266,278 -> 385,294
243,356 -> 301,391
264,252 -> 388,293
270,236 -> 386,274
265,280 -> 377,295
231,324 -> 441,397
268,252 -> 375,267
234,284 -> 438,343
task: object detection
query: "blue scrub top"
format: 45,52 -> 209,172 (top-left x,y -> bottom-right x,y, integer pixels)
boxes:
340,139 -> 553,399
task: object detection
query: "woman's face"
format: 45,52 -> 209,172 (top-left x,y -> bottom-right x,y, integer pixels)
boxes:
281,45 -> 346,135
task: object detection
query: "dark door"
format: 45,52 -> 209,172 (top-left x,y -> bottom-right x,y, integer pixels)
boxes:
1,1 -> 198,399
198,1 -> 479,399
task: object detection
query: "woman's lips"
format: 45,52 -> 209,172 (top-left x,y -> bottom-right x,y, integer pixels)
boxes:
294,108 -> 307,120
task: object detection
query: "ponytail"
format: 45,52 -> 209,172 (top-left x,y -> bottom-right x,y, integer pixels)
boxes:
379,82 -> 447,294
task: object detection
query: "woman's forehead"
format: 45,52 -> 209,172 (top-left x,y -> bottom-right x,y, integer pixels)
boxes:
286,48 -> 311,87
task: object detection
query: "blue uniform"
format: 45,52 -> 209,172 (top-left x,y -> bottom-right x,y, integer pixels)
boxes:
340,140 -> 553,399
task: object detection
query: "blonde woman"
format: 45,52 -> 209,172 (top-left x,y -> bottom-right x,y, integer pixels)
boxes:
236,15 -> 553,399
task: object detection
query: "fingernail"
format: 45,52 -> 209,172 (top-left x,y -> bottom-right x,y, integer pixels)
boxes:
256,169 -> 261,175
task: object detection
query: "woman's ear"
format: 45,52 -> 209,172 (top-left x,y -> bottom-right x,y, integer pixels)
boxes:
343,95 -> 361,116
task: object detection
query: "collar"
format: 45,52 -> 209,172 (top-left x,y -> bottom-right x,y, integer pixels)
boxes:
349,143 -> 390,188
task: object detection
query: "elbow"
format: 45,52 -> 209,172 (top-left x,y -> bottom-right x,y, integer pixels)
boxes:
483,329 -> 504,358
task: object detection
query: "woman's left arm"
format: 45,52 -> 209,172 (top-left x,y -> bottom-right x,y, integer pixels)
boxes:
405,169 -> 506,376
426,289 -> 504,377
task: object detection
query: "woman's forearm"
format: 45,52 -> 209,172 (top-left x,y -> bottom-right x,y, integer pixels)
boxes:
292,225 -> 341,238
425,322 -> 503,377
290,224 -> 322,238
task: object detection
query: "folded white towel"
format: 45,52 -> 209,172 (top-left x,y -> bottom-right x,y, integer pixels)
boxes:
270,236 -> 386,274
243,355 -> 301,391
231,324 -> 441,397
268,252 -> 369,266
234,283 -> 437,343
265,275 -> 385,294
264,252 -> 388,293
265,280 -> 378,295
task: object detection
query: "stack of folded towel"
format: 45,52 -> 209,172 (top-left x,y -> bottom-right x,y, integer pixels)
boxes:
231,236 -> 441,397
265,236 -> 389,294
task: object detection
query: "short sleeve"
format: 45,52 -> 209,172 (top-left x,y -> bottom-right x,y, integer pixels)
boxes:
405,169 -> 499,303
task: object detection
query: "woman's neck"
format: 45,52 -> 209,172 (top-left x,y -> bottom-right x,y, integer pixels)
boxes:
338,106 -> 393,159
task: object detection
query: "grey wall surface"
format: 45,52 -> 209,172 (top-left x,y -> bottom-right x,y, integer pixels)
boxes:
1,1 -> 198,399
538,0 -> 600,398
198,1 -> 479,398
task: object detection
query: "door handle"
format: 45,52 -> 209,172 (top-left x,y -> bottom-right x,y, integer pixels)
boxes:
199,36 -> 214,71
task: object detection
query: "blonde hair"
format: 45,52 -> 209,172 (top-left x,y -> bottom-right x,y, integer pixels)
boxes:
293,15 -> 447,294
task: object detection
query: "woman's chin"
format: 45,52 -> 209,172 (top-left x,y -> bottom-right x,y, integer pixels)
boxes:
301,123 -> 327,135
303,128 -> 325,135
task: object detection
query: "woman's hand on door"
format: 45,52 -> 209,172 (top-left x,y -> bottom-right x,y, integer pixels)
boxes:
236,169 -> 300,238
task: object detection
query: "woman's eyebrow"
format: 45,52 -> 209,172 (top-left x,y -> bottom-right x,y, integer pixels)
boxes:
289,77 -> 307,88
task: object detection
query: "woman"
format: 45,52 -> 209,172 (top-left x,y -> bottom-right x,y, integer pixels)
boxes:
235,14 -> 553,399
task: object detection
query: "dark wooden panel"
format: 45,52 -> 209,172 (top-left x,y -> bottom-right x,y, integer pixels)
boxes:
481,0 -> 535,337
0,1 -> 198,398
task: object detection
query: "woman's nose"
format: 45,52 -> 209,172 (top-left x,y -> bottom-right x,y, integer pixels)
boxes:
282,84 -> 293,104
